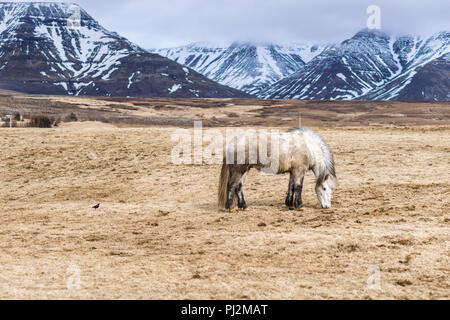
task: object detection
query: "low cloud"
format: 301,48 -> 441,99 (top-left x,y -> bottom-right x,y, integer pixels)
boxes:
16,0 -> 450,47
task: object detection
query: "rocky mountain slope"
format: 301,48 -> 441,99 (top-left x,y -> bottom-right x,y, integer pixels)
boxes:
156,30 -> 449,101
263,30 -> 449,101
152,42 -> 326,96
0,2 -> 248,98
1,2 -> 446,101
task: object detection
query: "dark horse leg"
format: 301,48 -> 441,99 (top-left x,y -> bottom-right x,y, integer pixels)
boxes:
226,165 -> 249,211
285,173 -> 295,209
293,171 -> 305,209
285,170 -> 305,210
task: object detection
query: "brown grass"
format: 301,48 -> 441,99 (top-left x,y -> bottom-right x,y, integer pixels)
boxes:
0,120 -> 449,299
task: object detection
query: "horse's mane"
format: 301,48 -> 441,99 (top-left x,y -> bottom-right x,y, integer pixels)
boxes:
289,127 -> 336,186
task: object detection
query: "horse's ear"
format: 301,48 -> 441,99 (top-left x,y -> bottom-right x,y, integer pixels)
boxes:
324,174 -> 329,181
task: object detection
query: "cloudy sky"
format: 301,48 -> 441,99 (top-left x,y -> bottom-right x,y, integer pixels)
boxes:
21,0 -> 450,48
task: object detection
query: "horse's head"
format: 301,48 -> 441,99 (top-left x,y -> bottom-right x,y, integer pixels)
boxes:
315,173 -> 337,209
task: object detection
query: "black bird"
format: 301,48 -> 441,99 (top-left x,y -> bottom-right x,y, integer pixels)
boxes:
92,203 -> 100,209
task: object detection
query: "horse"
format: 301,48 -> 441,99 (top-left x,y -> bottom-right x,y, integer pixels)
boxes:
218,127 -> 337,211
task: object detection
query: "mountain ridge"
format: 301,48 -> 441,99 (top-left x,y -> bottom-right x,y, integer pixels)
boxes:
0,2 -> 249,98
0,2 -> 447,101
155,30 -> 449,101
151,42 -> 328,96
257,29 -> 450,101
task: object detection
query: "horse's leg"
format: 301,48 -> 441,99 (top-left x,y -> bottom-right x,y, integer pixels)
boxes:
225,167 -> 244,211
225,178 -> 237,211
293,170 -> 305,210
236,170 -> 249,210
285,172 -> 295,209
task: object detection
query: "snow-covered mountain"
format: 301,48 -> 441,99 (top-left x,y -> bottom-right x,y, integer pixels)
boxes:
361,33 -> 450,101
0,2 -> 248,98
152,42 -> 327,95
388,52 -> 450,101
3,2 -> 445,101
263,30 -> 450,101
154,30 -> 449,101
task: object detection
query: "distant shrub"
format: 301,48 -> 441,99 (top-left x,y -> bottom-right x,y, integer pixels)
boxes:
67,112 -> 78,122
53,117 -> 61,127
28,115 -> 55,128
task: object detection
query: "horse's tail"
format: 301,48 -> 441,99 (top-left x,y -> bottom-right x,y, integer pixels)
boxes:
218,164 -> 229,209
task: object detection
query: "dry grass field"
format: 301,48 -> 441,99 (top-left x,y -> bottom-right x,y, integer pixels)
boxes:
0,94 -> 449,299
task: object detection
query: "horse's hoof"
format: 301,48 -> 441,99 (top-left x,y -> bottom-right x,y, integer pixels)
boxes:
228,208 -> 235,213
289,206 -> 295,210
297,207 -> 304,211
242,206 -> 249,211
